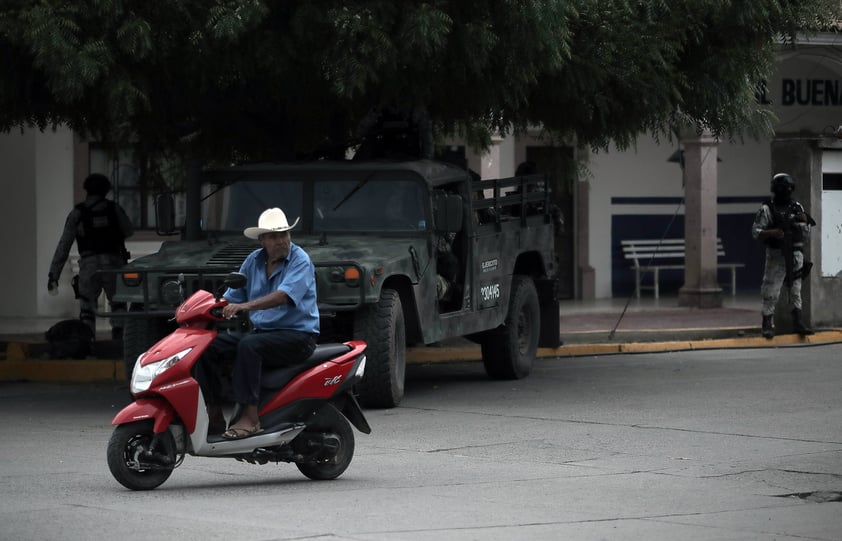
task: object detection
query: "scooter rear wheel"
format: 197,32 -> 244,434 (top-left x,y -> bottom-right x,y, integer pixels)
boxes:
295,405 -> 355,480
107,420 -> 176,491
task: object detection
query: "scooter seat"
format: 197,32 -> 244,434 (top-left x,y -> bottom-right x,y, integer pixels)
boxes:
306,343 -> 353,364
261,343 -> 352,389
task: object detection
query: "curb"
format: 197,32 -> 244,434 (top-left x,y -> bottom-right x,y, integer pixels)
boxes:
3,330 -> 841,384
407,329 -> 842,363
0,359 -> 125,383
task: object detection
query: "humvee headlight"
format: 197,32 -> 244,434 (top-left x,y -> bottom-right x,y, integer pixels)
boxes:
160,280 -> 182,305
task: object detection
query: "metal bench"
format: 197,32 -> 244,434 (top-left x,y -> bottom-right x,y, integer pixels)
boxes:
621,238 -> 744,299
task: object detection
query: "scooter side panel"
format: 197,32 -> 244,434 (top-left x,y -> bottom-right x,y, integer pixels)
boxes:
260,358 -> 357,413
111,398 -> 176,434
157,378 -> 202,434
138,328 -> 216,435
259,342 -> 366,414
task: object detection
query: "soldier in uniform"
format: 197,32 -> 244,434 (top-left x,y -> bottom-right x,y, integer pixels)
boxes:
751,172 -> 815,339
48,173 -> 134,340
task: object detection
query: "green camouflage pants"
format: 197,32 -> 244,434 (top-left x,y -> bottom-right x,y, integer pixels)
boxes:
78,254 -> 127,334
761,248 -> 803,316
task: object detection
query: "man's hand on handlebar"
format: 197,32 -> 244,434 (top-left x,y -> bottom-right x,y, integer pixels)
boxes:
222,303 -> 246,319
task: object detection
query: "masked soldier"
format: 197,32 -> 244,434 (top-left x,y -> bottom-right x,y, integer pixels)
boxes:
751,172 -> 815,339
48,173 -> 134,340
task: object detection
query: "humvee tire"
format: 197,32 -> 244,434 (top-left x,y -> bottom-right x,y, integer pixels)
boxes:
123,308 -> 171,382
354,289 -> 406,408
481,275 -> 540,380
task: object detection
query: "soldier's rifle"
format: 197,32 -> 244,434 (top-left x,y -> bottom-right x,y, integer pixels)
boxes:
778,203 -> 816,287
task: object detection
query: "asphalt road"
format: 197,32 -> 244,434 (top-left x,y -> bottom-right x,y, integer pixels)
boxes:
1,344 -> 841,540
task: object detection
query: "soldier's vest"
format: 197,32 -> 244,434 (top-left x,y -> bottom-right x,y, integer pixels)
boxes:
76,200 -> 124,256
762,199 -> 804,250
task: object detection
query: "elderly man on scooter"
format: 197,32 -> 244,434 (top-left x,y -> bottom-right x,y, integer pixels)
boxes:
197,207 -> 320,440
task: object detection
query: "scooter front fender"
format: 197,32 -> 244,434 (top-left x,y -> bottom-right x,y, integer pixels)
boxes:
112,397 -> 176,434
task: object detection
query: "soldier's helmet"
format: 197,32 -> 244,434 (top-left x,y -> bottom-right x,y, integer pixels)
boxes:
83,173 -> 112,195
771,173 -> 795,196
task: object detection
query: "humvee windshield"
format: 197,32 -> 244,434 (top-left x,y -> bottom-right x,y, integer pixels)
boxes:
200,180 -> 305,233
199,178 -> 427,233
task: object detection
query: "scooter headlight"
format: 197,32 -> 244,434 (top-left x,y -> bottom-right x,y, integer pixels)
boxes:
130,347 -> 193,394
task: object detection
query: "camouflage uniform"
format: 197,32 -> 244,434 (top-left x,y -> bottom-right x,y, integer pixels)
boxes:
751,200 -> 810,316
49,194 -> 134,336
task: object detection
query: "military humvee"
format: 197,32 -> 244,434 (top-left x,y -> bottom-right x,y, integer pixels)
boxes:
106,160 -> 560,408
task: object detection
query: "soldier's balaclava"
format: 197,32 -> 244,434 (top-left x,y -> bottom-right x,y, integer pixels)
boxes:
771,173 -> 795,204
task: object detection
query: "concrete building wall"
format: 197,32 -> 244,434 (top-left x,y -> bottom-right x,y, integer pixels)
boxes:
0,127 -> 76,319
584,137 -> 770,298
588,138 -> 686,297
0,130 -> 37,316
36,128 -> 77,318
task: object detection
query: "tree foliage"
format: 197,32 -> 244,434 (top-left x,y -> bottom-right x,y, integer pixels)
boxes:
1,0 -> 839,164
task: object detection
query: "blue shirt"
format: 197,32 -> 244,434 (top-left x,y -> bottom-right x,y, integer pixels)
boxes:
224,242 -> 320,334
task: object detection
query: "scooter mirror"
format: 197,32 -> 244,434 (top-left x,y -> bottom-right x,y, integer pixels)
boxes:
225,272 -> 247,289
215,272 -> 247,300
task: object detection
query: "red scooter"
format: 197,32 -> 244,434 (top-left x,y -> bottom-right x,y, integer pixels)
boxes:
107,273 -> 370,491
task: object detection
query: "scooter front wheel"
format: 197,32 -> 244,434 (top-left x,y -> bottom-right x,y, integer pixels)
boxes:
295,405 -> 355,480
107,420 -> 176,491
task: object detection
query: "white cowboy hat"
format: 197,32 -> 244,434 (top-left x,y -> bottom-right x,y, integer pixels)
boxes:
243,208 -> 300,239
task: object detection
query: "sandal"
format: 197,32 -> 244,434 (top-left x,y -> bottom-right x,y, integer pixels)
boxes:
222,423 -> 262,440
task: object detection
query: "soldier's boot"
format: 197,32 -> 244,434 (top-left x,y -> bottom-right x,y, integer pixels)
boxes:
761,315 -> 774,339
792,309 -> 814,336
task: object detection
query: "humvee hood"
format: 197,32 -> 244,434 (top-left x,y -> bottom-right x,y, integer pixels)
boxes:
299,235 -> 420,267
128,237 -> 259,269
130,234 -> 418,271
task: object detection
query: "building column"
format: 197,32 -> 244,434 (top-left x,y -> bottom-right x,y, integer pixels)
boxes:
577,173 -> 595,300
678,130 -> 723,308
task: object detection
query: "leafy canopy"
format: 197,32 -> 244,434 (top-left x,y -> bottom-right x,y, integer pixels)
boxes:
1,0 -> 839,163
